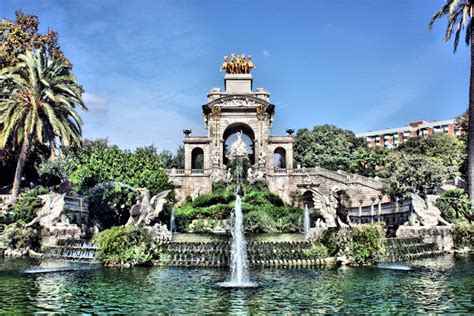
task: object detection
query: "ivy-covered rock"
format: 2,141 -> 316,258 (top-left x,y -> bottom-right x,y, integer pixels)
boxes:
93,226 -> 158,267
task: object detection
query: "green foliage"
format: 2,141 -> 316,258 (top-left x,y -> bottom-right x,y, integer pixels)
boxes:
397,134 -> 465,174
86,184 -> 139,229
349,146 -> 394,177
0,10 -> 65,69
379,152 -> 455,198
436,189 -> 473,222
429,0 -> 471,53
0,223 -> 39,250
93,226 -> 157,266
174,184 -> 303,233
69,142 -> 172,228
452,222 -> 474,249
0,49 -> 85,149
294,125 -> 364,171
351,224 -> 385,265
36,157 -> 74,187
157,146 -> 184,169
70,143 -> 171,197
321,228 -> 353,257
303,241 -> 328,259
244,210 -> 277,233
0,187 -> 49,225
0,142 -> 49,188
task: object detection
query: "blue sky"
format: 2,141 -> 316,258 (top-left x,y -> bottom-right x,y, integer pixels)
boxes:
0,0 -> 469,151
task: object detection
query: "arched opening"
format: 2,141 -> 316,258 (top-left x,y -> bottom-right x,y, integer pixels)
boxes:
302,191 -> 314,209
274,147 -> 287,169
223,122 -> 255,165
191,147 -> 204,169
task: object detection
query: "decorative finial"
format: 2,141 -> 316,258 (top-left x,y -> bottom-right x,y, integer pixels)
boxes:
221,53 -> 255,74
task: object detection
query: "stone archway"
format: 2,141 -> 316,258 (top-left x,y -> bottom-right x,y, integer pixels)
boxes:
302,190 -> 315,209
222,122 -> 256,165
191,147 -> 204,169
274,147 -> 287,169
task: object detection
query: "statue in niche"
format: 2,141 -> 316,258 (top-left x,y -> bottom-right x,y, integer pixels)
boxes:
191,188 -> 201,200
212,150 -> 220,165
258,151 -> 266,166
247,168 -> 255,184
229,131 -> 249,158
224,167 -> 233,183
211,168 -> 224,183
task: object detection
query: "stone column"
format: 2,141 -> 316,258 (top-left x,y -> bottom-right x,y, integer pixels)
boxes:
370,197 -> 376,224
377,199 -> 382,222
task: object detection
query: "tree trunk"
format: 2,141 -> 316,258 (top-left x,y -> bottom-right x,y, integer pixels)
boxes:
10,139 -> 28,203
50,144 -> 55,160
468,6 -> 474,198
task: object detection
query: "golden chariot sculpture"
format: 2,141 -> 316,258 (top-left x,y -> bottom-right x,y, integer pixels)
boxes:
221,53 -> 255,74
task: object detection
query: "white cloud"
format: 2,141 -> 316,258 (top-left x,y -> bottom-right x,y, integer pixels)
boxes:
262,50 -> 271,57
82,93 -> 107,113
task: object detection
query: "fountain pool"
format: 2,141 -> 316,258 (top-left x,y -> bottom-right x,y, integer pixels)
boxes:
0,255 -> 472,313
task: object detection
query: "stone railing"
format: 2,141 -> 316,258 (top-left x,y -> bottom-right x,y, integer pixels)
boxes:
165,169 -> 186,175
348,200 -> 412,226
165,166 -> 385,190
273,167 -> 287,174
191,169 -> 205,175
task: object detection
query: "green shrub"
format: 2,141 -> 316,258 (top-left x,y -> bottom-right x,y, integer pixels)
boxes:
351,224 -> 385,265
244,210 -> 277,233
86,184 -> 139,229
192,191 -> 234,207
303,241 -> 328,259
1,223 -> 39,250
321,228 -> 353,256
452,222 -> 474,249
93,226 -> 157,266
436,189 -> 472,222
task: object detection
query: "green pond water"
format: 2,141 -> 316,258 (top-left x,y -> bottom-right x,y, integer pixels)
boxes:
0,255 -> 473,314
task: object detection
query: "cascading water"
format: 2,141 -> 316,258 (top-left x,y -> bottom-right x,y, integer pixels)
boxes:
169,208 -> 176,236
304,204 -> 310,240
219,157 -> 256,288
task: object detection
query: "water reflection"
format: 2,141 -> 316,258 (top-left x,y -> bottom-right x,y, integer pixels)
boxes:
0,255 -> 473,314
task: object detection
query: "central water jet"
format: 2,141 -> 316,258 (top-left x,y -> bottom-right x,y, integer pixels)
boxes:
219,155 -> 256,288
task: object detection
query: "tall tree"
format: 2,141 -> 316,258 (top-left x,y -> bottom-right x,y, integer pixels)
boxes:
0,50 -> 86,202
0,10 -> 64,68
294,124 -> 364,171
430,1 -> 474,197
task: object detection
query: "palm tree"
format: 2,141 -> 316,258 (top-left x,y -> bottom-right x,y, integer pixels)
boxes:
0,50 -> 86,202
430,1 -> 474,198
